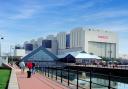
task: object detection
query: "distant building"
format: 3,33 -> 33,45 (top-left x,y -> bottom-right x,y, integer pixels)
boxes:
30,39 -> 38,50
13,45 -> 25,57
56,32 -> 66,49
22,27 -> 118,58
46,35 -> 56,40
119,54 -> 128,60
37,37 -> 43,47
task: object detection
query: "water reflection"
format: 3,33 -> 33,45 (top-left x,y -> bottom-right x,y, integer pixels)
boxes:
40,67 -> 128,89
71,72 -> 128,89
72,78 -> 117,89
117,83 -> 128,89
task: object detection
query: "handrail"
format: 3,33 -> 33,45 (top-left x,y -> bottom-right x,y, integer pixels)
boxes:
38,66 -> 124,89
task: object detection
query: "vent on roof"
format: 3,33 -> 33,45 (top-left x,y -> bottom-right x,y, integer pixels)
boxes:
88,29 -> 91,31
89,52 -> 94,55
80,51 -> 87,53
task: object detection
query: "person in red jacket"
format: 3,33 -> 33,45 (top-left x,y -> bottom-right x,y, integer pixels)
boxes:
26,61 -> 32,70
26,61 -> 33,78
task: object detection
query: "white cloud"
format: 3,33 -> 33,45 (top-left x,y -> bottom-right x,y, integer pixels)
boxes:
82,9 -> 128,20
9,2 -> 41,20
10,8 -> 36,19
76,1 -> 96,9
92,19 -> 128,32
42,0 -> 75,7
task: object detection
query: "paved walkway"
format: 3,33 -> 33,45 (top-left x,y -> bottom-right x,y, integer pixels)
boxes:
16,70 -> 69,89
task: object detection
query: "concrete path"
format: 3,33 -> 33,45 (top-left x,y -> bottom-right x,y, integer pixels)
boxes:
8,69 -> 19,89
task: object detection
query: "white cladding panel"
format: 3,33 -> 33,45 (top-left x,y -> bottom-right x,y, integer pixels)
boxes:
14,49 -> 26,57
57,32 -> 66,49
88,42 -> 116,58
85,30 -> 118,43
70,28 -> 85,48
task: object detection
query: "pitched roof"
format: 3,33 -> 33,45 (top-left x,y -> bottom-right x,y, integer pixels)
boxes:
57,51 -> 101,59
21,46 -> 58,62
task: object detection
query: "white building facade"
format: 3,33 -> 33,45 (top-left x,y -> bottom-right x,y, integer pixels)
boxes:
58,28 -> 118,58
14,49 -> 26,57
70,28 -> 85,48
84,29 -> 118,58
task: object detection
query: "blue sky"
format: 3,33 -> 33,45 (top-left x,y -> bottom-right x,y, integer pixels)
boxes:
0,0 -> 128,54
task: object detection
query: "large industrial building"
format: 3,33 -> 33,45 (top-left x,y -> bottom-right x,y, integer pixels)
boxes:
22,27 -> 118,58
58,28 -> 118,58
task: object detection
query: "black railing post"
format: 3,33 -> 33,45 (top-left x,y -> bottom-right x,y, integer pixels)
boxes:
68,68 -> 70,86
90,71 -> 92,89
108,73 -> 111,89
56,67 -> 57,80
45,67 -> 46,76
76,69 -> 79,89
61,68 -> 63,83
48,66 -> 49,77
43,67 -> 44,75
51,68 -> 53,79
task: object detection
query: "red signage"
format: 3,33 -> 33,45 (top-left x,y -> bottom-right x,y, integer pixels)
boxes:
98,36 -> 108,39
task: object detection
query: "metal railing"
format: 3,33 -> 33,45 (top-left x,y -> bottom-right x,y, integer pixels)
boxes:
38,66 -> 122,89
68,63 -> 128,70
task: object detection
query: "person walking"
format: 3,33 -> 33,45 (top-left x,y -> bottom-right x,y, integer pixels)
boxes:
26,61 -> 32,78
19,61 -> 25,73
32,62 -> 36,74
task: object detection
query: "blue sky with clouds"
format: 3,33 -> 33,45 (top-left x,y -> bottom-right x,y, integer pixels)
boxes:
0,0 -> 128,54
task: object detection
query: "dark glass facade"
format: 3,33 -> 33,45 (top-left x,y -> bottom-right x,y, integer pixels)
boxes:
42,40 -> 52,48
25,44 -> 33,51
15,46 -> 21,49
66,34 -> 70,48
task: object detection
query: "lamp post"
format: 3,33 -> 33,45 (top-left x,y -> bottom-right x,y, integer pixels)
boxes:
0,37 -> 4,57
10,45 -> 14,65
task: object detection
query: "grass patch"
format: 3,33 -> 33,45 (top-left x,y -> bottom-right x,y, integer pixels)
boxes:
0,69 -> 11,89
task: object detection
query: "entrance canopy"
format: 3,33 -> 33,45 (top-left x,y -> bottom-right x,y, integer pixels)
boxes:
58,51 -> 101,60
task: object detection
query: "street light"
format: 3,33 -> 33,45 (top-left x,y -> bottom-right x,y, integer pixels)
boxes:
0,37 -> 4,57
10,45 -> 14,65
